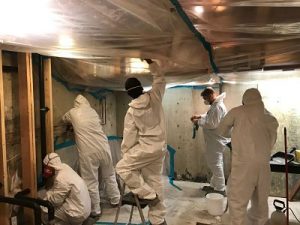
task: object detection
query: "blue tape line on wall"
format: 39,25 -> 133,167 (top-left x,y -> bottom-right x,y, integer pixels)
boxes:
169,0 -> 219,74
54,140 -> 76,150
169,84 -> 219,90
107,136 -> 123,141
52,72 -> 112,100
54,136 -> 123,150
167,145 -> 182,191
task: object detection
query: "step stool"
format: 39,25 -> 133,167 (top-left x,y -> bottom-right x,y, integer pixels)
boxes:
114,181 -> 150,225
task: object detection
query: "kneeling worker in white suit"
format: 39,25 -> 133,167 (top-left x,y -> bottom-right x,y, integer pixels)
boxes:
218,88 -> 279,225
42,153 -> 91,225
116,59 -> 167,225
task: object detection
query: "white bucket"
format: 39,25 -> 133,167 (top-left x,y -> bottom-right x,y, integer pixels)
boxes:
206,193 -> 225,216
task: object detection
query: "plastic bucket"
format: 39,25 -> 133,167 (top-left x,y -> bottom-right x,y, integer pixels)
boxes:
206,193 -> 225,216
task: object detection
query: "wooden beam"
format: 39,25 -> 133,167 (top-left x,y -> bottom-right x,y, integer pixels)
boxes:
18,53 -> 36,225
0,51 -> 10,225
43,58 -> 54,154
18,52 -> 37,193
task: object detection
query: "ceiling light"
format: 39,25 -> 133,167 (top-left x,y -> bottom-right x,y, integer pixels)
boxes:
0,0 -> 56,36
59,35 -> 74,49
194,6 -> 204,15
127,58 -> 149,74
215,6 -> 227,12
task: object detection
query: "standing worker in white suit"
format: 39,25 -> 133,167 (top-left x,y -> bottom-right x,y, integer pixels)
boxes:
116,59 -> 167,225
191,87 -> 228,194
218,88 -> 278,225
63,94 -> 120,218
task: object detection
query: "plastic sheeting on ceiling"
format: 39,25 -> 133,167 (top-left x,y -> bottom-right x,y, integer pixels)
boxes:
1,0 -> 300,89
179,0 -> 300,73
0,0 -> 210,89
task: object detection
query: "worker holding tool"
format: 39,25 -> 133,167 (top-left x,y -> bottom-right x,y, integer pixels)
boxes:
191,87 -> 228,195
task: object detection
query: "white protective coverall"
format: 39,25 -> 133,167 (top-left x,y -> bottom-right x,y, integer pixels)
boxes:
62,95 -> 120,215
116,62 -> 167,225
43,153 -> 91,225
198,92 -> 228,191
218,88 -> 278,225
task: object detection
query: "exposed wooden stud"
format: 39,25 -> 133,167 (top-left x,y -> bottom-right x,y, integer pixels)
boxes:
43,58 -> 54,154
0,51 -> 10,225
18,53 -> 36,224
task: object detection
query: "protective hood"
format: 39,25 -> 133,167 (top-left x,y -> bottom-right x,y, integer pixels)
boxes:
242,88 -> 262,105
43,153 -> 63,170
74,94 -> 90,108
128,93 -> 150,109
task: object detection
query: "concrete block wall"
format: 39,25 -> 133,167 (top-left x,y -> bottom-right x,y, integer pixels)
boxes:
163,88 -> 212,180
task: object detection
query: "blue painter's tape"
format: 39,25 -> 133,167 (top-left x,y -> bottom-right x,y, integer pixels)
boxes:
167,145 -> 182,191
169,0 -> 219,74
169,84 -> 219,90
167,145 -> 176,179
52,73 -> 112,100
54,140 -> 76,150
169,177 -> 183,191
107,136 -> 123,141
169,85 -> 207,90
54,136 -> 123,151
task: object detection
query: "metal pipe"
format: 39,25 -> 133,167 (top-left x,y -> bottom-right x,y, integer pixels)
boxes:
284,127 -> 289,225
0,196 -> 42,225
38,54 -> 48,161
15,188 -> 55,221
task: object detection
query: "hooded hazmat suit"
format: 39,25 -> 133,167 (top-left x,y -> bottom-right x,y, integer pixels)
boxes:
198,92 -> 228,191
116,62 -> 167,225
62,95 -> 120,215
218,88 -> 278,225
43,153 -> 91,225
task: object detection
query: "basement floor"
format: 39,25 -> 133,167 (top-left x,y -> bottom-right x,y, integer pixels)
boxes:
96,177 -> 300,225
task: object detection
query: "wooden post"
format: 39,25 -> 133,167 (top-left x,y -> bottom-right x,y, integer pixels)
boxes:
18,53 -> 36,224
0,51 -> 10,225
43,58 -> 54,154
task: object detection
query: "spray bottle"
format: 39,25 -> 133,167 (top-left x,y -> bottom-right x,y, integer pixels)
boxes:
270,199 -> 286,225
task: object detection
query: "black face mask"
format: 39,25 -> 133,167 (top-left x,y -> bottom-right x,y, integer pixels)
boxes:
125,77 -> 143,99
127,86 -> 144,99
